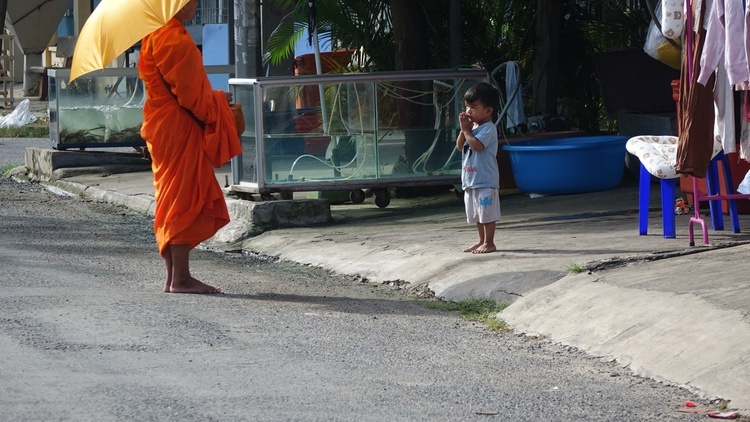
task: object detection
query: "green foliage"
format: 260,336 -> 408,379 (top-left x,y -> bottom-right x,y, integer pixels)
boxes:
266,0 -> 652,131
566,262 -> 587,273
421,0 -> 536,71
264,7 -> 307,66
556,0 -> 651,131
265,0 -> 393,71
425,298 -> 510,332
0,125 -> 49,138
1,163 -> 23,176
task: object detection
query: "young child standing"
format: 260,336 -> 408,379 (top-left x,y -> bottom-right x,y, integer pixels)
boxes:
456,82 -> 501,254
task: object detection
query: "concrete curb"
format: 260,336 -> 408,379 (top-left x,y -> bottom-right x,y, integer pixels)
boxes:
50,179 -> 157,216
502,268 -> 750,411
25,147 -> 150,182
41,174 -> 331,244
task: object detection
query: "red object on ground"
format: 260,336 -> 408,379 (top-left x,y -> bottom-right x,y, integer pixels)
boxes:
685,401 -> 695,407
706,410 -> 740,419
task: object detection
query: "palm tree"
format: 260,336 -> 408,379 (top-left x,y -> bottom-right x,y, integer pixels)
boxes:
264,0 -> 394,71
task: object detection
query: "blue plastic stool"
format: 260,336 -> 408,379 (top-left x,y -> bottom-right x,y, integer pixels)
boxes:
638,152 -> 740,239
703,151 -> 741,233
638,164 -> 677,238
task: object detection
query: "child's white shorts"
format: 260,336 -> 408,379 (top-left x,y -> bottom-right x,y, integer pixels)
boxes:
464,187 -> 501,224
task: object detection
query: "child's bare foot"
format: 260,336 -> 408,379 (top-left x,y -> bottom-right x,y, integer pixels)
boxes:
472,243 -> 496,254
169,277 -> 222,294
463,243 -> 482,252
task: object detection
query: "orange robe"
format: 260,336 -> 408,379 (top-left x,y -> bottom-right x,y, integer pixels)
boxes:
138,19 -> 242,256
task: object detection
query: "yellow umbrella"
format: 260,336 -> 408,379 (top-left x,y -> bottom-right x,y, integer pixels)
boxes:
69,0 -> 190,82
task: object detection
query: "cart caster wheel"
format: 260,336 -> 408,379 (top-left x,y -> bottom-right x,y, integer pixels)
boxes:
349,189 -> 366,204
373,189 -> 390,208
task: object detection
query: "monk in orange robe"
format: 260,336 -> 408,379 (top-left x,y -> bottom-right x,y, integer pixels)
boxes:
138,0 -> 242,294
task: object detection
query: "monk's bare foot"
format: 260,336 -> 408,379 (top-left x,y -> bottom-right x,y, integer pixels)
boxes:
472,243 -> 496,254
169,277 -> 222,294
163,279 -> 171,293
463,243 -> 482,253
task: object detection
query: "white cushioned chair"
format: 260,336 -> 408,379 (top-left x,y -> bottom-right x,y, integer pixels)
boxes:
626,135 -> 727,239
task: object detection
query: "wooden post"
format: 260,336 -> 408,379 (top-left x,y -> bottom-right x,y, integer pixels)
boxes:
1,31 -> 14,107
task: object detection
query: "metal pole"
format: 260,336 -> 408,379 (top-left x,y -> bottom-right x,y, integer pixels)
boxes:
312,27 -> 328,134
233,0 -> 262,78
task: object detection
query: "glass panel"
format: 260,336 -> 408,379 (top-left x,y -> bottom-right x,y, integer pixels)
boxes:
230,70 -> 488,189
232,82 -> 257,184
49,67 -> 234,150
376,78 -> 473,179
259,81 -> 378,185
48,69 -> 145,149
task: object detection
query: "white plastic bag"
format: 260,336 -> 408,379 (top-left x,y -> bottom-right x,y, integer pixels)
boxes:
644,1 -> 681,69
0,99 -> 38,128
738,169 -> 750,195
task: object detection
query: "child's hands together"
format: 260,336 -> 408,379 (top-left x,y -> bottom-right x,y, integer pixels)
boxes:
459,112 -> 473,132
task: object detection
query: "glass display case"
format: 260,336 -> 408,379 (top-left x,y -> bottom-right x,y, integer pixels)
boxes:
229,69 -> 489,206
48,66 -> 234,150
48,68 -> 146,149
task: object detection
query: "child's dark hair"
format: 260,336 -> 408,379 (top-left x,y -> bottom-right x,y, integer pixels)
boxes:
464,82 -> 500,119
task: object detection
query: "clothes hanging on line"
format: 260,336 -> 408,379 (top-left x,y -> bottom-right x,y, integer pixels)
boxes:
697,0 -> 750,87
676,0 -> 716,178
676,0 -> 750,162
713,58 -> 736,153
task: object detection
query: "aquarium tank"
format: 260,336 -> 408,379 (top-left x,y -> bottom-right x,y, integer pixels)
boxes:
229,69 -> 489,205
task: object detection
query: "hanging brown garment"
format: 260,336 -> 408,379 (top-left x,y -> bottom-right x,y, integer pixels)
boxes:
676,0 -> 715,178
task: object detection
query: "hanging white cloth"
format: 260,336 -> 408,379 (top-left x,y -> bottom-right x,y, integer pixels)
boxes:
698,0 -> 750,86
740,118 -> 750,161
738,166 -> 750,194
725,0 -> 750,85
733,1 -> 750,162
714,57 -> 736,152
698,0 -> 724,86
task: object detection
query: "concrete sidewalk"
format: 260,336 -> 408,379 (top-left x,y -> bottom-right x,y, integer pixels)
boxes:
15,148 -> 750,413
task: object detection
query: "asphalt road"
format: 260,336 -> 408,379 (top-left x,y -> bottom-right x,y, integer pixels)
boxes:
0,174 -> 711,421
0,137 -> 50,169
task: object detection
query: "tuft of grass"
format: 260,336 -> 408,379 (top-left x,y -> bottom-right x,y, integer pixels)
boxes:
1,163 -> 23,176
715,400 -> 729,410
0,125 -> 49,138
425,298 -> 510,332
566,262 -> 587,273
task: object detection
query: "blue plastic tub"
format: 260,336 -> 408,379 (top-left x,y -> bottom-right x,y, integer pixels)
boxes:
501,135 -> 629,195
